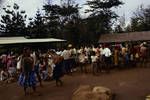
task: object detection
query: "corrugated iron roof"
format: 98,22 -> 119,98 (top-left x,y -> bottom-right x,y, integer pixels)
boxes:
0,37 -> 66,44
99,31 -> 150,43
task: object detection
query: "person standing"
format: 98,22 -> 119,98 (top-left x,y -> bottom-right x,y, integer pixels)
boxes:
113,46 -> 119,68
103,44 -> 112,73
78,51 -> 88,73
34,55 -> 42,86
61,49 -> 71,74
18,48 -> 36,95
140,42 -> 147,67
91,52 -> 98,75
52,55 -> 64,86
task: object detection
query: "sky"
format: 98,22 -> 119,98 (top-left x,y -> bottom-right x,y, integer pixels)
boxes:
1,0 -> 150,25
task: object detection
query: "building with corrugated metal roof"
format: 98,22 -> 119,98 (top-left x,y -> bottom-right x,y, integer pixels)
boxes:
99,31 -> 150,43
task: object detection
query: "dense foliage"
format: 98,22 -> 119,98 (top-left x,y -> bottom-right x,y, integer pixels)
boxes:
130,5 -> 150,32
114,5 -> 150,33
0,3 -> 27,36
0,0 -> 128,46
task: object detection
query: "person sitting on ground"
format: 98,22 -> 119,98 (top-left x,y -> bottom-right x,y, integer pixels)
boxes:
0,67 -> 9,81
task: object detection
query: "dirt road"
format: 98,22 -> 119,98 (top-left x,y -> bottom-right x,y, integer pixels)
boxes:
0,67 -> 150,100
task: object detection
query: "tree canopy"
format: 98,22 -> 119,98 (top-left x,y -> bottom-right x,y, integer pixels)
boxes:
130,5 -> 150,32
83,0 -> 123,44
27,9 -> 47,38
0,3 -> 27,36
0,0 -> 124,45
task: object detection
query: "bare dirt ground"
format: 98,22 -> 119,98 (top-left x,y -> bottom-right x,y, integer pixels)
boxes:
0,67 -> 150,100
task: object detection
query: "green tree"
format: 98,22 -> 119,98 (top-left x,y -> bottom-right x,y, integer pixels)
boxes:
124,24 -> 132,32
0,3 -> 27,36
27,9 -> 47,38
130,17 -> 140,31
85,0 -> 123,41
43,2 -> 61,38
130,5 -> 150,32
59,0 -> 80,45
59,0 -> 79,23
114,24 -> 124,33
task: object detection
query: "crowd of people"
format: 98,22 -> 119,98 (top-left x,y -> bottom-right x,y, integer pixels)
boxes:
0,42 -> 149,95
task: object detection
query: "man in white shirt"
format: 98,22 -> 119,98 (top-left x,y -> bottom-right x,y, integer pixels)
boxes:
103,45 -> 112,73
103,47 -> 112,57
61,49 -> 71,60
56,50 -> 62,56
61,49 -> 71,74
